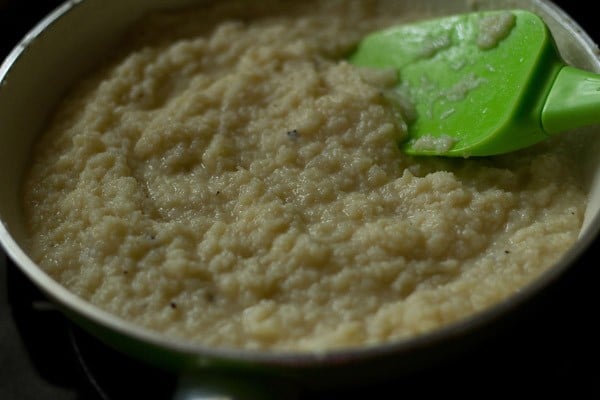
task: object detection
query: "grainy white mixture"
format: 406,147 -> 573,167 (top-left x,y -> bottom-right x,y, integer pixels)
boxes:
23,1 -> 587,352
477,11 -> 517,50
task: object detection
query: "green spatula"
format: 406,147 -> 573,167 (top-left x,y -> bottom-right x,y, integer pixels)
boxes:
349,9 -> 600,157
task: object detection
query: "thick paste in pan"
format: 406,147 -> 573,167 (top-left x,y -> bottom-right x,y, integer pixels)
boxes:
23,0 -> 586,352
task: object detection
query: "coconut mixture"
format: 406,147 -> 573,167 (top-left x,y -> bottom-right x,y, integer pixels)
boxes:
22,0 -> 586,352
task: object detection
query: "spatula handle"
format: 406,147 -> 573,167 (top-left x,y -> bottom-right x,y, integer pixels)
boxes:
542,66 -> 600,134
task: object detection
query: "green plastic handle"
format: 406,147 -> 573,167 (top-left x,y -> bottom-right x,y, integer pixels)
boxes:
542,66 -> 600,135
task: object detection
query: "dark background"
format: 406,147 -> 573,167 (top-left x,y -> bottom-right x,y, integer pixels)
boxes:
1,1 -> 599,399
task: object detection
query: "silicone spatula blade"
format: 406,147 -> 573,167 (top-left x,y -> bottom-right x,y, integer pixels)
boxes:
349,9 -> 600,157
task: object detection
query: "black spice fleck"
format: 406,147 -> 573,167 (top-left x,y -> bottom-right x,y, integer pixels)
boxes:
205,292 -> 215,303
170,302 -> 177,309
286,129 -> 299,139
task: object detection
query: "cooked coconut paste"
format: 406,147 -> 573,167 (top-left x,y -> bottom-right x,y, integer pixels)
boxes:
22,1 -> 586,352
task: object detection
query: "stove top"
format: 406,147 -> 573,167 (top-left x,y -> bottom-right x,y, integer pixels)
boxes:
2,1 -> 600,399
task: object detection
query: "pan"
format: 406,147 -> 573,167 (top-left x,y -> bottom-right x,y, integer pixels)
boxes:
1,0 -> 600,398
